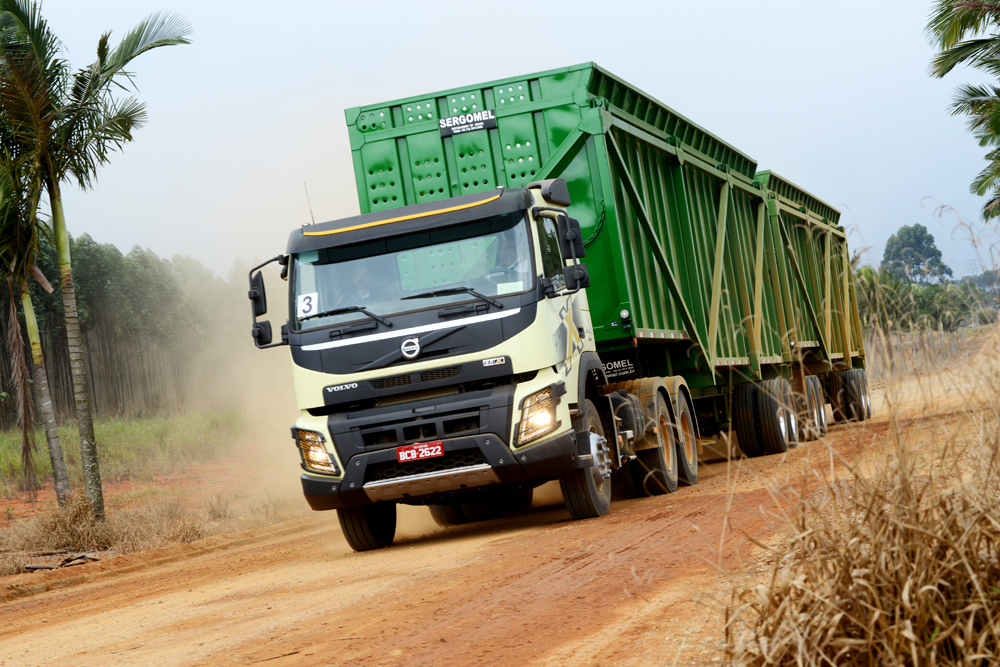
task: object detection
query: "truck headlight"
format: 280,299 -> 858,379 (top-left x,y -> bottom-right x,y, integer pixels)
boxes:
293,428 -> 340,475
517,386 -> 562,445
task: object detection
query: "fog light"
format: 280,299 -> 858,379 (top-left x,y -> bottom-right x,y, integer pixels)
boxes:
293,429 -> 340,475
517,387 -> 561,445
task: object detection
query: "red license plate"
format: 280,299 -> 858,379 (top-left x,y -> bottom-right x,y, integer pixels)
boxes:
396,440 -> 444,463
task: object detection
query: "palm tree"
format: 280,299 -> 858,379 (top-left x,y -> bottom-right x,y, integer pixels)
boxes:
928,1 -> 1000,77
928,2 -> 1000,218
0,0 -> 190,519
0,146 -> 70,504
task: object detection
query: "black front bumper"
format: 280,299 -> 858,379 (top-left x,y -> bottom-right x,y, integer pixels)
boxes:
302,429 -> 585,511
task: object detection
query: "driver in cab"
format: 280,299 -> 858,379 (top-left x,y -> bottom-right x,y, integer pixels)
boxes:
486,234 -> 526,292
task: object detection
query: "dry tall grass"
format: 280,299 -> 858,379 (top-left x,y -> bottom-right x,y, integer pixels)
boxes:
0,488 -> 309,576
725,340 -> 1000,665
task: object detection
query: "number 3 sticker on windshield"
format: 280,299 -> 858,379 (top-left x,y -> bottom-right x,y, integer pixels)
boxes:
297,292 -> 319,318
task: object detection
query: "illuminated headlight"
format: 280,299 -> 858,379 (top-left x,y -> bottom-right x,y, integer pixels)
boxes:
293,428 -> 340,475
517,386 -> 562,445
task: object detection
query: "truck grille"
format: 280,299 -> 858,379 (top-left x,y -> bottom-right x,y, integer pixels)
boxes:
419,366 -> 461,382
365,449 -> 489,483
369,374 -> 412,390
367,365 -> 462,391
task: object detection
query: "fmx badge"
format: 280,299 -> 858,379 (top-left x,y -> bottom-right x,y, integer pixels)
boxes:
439,109 -> 497,137
482,357 -> 506,367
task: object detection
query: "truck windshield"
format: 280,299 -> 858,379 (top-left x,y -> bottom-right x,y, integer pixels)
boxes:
292,211 -> 533,330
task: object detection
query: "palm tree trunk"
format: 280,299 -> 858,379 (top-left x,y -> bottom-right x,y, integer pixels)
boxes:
50,182 -> 104,520
20,284 -> 71,506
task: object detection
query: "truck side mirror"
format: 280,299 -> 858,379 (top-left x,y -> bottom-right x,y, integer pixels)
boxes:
249,271 -> 267,317
564,263 -> 590,291
246,255 -> 287,350
252,320 -> 273,346
556,215 -> 586,261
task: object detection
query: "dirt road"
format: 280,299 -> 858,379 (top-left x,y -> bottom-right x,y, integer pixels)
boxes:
0,408 -> 884,667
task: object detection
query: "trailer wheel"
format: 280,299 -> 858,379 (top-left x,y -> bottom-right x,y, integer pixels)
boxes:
337,502 -> 396,552
806,376 -> 827,438
429,504 -> 468,526
793,386 -> 813,443
631,393 -> 678,495
834,370 -> 866,422
848,369 -> 869,422
760,379 -> 790,455
675,392 -> 698,486
559,399 -> 612,519
830,372 -> 850,423
733,383 -> 765,458
859,369 -> 872,419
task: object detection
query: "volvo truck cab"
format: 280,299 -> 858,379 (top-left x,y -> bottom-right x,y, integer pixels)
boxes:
249,180 -> 631,551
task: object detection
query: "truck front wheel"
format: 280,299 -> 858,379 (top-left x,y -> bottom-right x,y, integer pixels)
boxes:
337,502 -> 396,552
559,399 -> 612,519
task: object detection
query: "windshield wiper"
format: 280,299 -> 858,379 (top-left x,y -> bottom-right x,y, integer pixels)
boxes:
401,287 -> 502,309
299,305 -> 392,326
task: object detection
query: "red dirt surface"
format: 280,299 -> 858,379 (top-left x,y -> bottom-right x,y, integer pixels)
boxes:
0,410 -> 892,667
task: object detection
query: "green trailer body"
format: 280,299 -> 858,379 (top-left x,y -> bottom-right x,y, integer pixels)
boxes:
345,62 -> 864,424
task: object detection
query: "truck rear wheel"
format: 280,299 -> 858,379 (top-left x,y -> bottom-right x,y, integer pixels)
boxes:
429,504 -> 467,526
559,399 -> 612,519
337,502 -> 396,552
632,393 -> 678,495
733,383 -> 764,458
675,392 -> 698,486
460,500 -> 503,522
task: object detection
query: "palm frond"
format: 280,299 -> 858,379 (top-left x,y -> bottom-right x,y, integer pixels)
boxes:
5,277 -> 37,502
927,0 -> 1000,49
101,12 -> 191,89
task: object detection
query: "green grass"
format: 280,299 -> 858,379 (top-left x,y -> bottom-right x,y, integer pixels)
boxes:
0,411 -> 245,492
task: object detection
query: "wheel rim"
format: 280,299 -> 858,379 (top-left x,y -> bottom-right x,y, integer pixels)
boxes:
659,411 -> 674,469
777,407 -> 787,442
679,409 -> 694,463
588,425 -> 610,491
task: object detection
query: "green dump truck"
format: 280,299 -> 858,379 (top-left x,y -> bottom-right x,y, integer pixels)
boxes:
248,63 -> 869,552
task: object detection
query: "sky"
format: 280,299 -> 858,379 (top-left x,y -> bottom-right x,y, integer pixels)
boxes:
40,0 -> 1000,278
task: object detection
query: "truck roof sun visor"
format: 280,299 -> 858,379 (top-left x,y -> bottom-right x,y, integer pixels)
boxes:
287,188 -> 532,255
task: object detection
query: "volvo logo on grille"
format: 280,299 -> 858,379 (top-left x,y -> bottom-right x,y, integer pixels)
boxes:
401,337 -> 420,359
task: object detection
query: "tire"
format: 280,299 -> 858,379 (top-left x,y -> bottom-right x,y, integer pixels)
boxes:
502,487 -> 534,513
793,384 -> 813,443
429,504 -> 467,526
830,372 -> 849,423
674,391 -> 698,486
337,502 -> 396,552
779,380 -> 800,448
849,369 -> 870,422
759,379 -> 790,455
559,399 -> 613,519
836,369 -> 867,422
460,500 -> 503,522
631,393 -> 679,495
733,383 -> 765,458
806,376 -> 827,438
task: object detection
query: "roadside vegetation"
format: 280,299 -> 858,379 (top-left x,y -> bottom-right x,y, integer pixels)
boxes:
723,322 -> 1000,664
0,412 -> 243,499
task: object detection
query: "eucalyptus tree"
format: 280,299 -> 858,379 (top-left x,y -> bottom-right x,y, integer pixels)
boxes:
0,0 -> 190,519
0,146 -> 69,504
